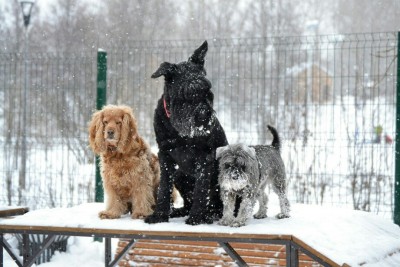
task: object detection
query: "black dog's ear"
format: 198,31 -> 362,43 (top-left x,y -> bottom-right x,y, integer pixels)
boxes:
188,40 -> 208,66
151,62 -> 176,78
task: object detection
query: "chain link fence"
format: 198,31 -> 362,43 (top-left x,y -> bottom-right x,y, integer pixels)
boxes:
0,32 -> 397,218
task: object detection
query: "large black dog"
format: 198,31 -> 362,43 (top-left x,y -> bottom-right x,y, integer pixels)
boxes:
145,41 -> 228,225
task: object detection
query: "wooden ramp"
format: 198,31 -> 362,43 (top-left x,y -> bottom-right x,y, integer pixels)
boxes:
2,203 -> 400,266
117,239 -> 325,267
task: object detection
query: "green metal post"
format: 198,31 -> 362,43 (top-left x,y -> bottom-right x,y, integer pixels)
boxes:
95,50 -> 107,203
395,32 -> 400,226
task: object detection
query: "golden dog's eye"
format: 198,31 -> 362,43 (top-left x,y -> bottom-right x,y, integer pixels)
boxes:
116,121 -> 121,125
103,121 -> 108,125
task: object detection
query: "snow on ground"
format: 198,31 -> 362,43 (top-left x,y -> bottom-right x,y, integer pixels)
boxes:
3,234 -> 108,267
2,197 -> 400,267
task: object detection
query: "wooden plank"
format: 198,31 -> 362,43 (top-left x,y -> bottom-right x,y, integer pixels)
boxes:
128,239 -> 286,252
0,207 -> 29,218
118,247 -> 233,262
120,239 -> 221,248
230,242 -> 286,250
117,239 -> 324,267
292,235 -> 341,267
127,255 -> 234,266
119,242 -> 220,254
125,240 -> 314,262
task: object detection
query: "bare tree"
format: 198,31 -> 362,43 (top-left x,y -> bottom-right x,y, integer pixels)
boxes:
100,0 -> 180,44
335,0 -> 400,33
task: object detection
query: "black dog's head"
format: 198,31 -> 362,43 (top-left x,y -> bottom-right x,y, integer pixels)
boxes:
152,41 -> 216,137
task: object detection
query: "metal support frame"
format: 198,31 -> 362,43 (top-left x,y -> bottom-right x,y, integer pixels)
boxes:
105,237 -> 111,264
95,50 -> 107,204
0,229 -> 334,267
287,243 -> 299,267
24,235 -> 56,267
394,31 -> 400,226
0,235 -> 2,267
218,242 -> 248,266
105,238 -> 136,267
1,235 -> 23,267
291,242 -> 332,267
94,50 -> 107,243
0,234 -> 56,267
22,234 -> 29,265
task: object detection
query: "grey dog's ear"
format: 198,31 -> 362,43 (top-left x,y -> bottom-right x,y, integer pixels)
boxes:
216,145 -> 228,159
151,62 -> 177,78
188,40 -> 208,66
242,145 -> 257,160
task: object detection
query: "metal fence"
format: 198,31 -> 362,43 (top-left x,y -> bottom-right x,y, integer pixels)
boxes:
0,32 -> 398,218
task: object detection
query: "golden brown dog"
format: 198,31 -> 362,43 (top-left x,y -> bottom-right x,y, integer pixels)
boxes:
88,105 -> 160,219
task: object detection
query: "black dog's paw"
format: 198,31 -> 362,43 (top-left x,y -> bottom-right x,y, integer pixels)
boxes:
209,209 -> 223,220
185,214 -> 214,225
170,207 -> 190,218
144,213 -> 169,224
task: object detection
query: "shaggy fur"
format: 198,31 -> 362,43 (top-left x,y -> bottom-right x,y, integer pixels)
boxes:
216,125 -> 290,227
145,41 -> 228,225
88,105 -> 160,219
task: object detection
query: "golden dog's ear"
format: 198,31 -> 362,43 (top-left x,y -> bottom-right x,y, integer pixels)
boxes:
118,108 -> 138,154
88,110 -> 105,154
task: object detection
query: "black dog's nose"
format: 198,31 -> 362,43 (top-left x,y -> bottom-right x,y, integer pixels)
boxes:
195,103 -> 212,126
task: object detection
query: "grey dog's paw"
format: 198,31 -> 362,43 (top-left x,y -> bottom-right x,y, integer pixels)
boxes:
218,216 -> 234,226
276,213 -> 290,219
229,219 -> 247,227
253,212 -> 268,219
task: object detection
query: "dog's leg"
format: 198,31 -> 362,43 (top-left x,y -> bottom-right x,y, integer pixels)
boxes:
254,190 -> 269,219
218,191 -> 236,226
99,190 -> 126,219
131,176 -> 156,219
170,171 -> 194,218
230,194 -> 255,227
185,153 -> 216,225
209,160 -> 224,219
273,182 -> 291,219
254,182 -> 269,219
144,152 -> 175,224
233,195 -> 242,218
185,169 -> 211,225
276,192 -> 291,219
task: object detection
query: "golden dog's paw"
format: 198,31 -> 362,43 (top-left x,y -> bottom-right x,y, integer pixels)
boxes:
98,210 -> 121,219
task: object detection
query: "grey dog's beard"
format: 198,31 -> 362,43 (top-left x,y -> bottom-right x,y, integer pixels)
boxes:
219,172 -> 250,192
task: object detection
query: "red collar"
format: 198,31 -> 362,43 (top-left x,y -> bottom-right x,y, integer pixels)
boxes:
163,97 -> 171,118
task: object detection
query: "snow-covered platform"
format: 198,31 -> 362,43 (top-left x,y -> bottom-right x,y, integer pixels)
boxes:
1,203 -> 400,266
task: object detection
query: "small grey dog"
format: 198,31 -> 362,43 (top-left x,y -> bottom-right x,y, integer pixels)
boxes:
216,125 -> 290,227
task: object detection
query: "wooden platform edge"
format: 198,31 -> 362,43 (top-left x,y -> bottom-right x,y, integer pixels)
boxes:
0,224 -> 292,241
291,235 -> 343,267
0,224 -> 345,267
0,207 -> 29,218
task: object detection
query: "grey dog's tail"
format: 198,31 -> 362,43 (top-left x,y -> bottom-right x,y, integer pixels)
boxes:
267,125 -> 281,151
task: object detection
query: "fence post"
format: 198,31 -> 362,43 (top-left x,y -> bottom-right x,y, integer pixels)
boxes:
395,32 -> 400,226
95,50 -> 107,203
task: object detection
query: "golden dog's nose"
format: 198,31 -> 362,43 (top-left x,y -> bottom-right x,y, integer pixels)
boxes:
107,130 -> 114,139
